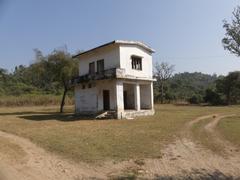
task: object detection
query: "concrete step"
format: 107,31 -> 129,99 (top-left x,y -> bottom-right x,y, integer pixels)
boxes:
95,111 -> 116,119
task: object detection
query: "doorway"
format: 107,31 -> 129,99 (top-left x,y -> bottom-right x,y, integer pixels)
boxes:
103,90 -> 110,110
124,91 -> 127,109
123,83 -> 135,110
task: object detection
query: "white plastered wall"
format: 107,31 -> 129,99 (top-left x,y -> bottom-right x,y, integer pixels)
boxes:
96,79 -> 117,111
140,84 -> 152,109
119,44 -> 153,79
75,85 -> 98,113
78,45 -> 120,76
75,80 -> 117,113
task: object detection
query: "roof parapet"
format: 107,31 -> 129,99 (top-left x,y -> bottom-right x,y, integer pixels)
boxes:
72,40 -> 155,58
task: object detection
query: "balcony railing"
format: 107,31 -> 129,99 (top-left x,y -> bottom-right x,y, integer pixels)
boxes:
71,68 -> 126,85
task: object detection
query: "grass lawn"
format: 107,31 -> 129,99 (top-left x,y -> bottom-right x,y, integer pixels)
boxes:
217,116 -> 240,147
0,104 -> 239,163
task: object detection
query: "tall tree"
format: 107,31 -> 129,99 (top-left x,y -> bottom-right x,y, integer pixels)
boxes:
0,68 -> 7,94
216,71 -> 240,105
48,50 -> 78,113
0,68 -> 7,80
222,6 -> 240,56
154,62 -> 174,103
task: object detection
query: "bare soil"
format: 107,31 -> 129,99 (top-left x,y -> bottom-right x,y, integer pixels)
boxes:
0,114 -> 240,179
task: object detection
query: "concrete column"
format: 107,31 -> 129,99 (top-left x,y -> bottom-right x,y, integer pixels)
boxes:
150,82 -> 154,109
134,83 -> 141,111
116,80 -> 124,119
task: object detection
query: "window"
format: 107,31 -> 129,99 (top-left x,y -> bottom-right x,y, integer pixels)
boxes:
88,83 -> 92,88
97,59 -> 104,73
89,62 -> 95,74
131,56 -> 142,70
82,84 -> 86,89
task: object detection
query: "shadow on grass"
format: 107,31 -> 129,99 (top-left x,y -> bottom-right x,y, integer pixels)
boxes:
19,113 -> 97,121
154,169 -> 236,180
0,111 -> 115,122
0,111 -> 57,116
0,111 -> 98,121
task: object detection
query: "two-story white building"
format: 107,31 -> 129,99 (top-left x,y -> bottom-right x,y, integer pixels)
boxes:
72,40 -> 155,119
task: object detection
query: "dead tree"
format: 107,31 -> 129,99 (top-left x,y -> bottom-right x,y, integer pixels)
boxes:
154,62 -> 174,104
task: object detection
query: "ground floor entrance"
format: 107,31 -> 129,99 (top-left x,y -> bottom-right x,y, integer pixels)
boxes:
122,83 -> 153,110
103,90 -> 110,110
75,79 -> 155,119
115,80 -> 154,119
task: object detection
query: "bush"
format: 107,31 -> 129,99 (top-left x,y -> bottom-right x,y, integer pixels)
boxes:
188,94 -> 202,104
204,89 -> 224,105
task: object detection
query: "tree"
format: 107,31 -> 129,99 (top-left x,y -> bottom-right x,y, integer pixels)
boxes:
0,68 -> 8,95
204,88 -> 223,105
188,94 -> 203,104
0,68 -> 7,81
216,71 -> 240,105
47,50 -> 78,113
222,6 -> 240,56
154,62 -> 174,103
167,72 -> 217,102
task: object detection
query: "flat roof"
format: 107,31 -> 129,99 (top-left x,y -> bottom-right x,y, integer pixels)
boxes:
72,40 -> 155,58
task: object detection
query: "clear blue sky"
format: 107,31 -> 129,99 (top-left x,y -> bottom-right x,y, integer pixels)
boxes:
1,0 -> 240,75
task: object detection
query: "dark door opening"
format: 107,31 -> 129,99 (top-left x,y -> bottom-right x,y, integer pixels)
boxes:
124,91 -> 127,109
103,90 -> 110,110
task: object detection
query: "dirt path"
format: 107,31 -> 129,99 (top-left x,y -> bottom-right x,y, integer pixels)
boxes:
0,114 -> 240,179
0,130 -> 146,180
0,130 -> 107,180
204,114 -> 235,132
142,114 -> 240,179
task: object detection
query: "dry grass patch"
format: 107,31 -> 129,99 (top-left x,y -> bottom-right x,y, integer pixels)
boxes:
0,137 -> 26,162
0,95 -> 74,107
217,116 -> 240,147
0,105 -> 240,163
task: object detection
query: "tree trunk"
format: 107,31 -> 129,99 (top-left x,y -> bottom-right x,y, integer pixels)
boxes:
160,82 -> 164,104
60,87 -> 67,113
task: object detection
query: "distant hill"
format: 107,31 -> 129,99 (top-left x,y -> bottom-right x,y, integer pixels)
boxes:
154,72 -> 218,102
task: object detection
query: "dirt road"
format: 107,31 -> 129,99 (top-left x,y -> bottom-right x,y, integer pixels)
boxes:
143,114 -> 240,179
0,114 -> 240,179
0,130 -> 107,180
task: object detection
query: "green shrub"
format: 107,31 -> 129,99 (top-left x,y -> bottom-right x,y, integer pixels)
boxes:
204,88 -> 225,105
188,94 -> 203,104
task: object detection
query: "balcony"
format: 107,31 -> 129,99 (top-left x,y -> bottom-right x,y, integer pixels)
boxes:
71,68 -> 126,85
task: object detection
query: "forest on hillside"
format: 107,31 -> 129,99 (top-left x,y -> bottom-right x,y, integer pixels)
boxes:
154,72 -> 217,103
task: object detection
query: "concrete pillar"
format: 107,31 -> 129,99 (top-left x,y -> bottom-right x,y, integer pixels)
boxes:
134,83 -> 141,111
116,80 -> 124,119
150,82 -> 154,109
